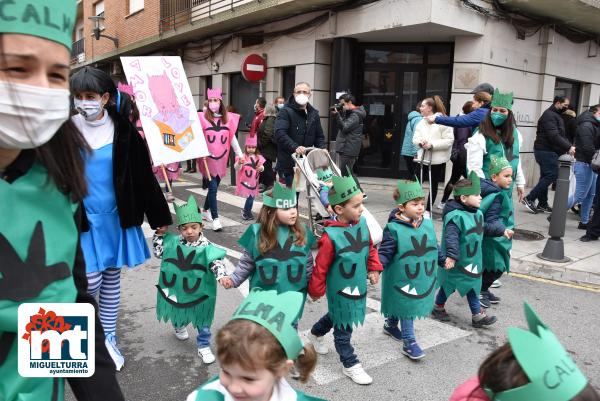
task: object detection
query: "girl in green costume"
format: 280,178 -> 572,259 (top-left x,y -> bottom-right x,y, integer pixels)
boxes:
432,174 -> 498,328
379,179 -> 438,360
0,2 -> 124,399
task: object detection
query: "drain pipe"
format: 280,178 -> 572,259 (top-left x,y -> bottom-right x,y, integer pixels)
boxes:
537,154 -> 574,263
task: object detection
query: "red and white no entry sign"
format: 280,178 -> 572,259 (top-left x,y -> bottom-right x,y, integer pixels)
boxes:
241,54 -> 267,82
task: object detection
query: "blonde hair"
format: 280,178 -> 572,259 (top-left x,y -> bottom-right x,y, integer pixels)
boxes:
216,319 -> 317,383
256,202 -> 306,255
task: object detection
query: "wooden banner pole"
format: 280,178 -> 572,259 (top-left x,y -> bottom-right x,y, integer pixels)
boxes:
160,164 -> 173,193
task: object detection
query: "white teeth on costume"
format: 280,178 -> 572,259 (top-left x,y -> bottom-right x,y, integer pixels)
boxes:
401,284 -> 419,296
162,288 -> 169,297
342,287 -> 362,296
464,264 -> 479,274
408,287 -> 418,296
351,287 -> 360,296
168,294 -> 178,303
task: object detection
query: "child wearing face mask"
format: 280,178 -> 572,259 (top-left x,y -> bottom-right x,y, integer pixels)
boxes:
432,172 -> 497,328
307,175 -> 382,385
152,196 -> 228,364
70,67 -> 172,370
378,179 -> 438,360
186,289 -> 323,401
235,133 -> 265,220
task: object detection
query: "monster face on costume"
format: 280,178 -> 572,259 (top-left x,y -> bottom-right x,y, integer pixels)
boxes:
198,112 -> 241,178
456,213 -> 484,278
394,236 -> 437,299
205,120 -> 231,161
156,234 -> 226,328
235,155 -> 265,198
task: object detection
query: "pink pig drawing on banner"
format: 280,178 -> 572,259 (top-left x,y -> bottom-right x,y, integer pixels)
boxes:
235,154 -> 265,198
197,111 -> 241,178
148,71 -> 193,153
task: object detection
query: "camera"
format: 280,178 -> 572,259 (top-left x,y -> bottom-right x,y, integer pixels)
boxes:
330,103 -> 344,113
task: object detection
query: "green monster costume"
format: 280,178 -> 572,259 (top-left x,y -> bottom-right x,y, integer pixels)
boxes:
439,172 -> 485,297
485,302 -> 588,401
156,196 -> 226,328
325,174 -> 371,330
1,2 -> 78,400
479,156 -> 514,272
190,290 -> 326,401
381,179 -> 439,320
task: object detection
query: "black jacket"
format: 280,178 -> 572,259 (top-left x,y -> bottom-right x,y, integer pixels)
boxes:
258,115 -> 278,162
274,95 -> 326,174
82,109 -> 172,231
574,111 -> 599,164
561,112 -> 578,144
480,179 -> 507,237
335,106 -> 366,157
534,105 -> 571,154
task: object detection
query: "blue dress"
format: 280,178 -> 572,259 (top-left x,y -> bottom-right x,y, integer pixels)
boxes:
81,144 -> 150,272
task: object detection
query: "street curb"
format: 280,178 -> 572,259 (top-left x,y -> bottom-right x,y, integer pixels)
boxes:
511,258 -> 600,290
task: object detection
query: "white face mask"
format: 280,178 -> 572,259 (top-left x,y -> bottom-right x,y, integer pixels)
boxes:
73,98 -> 104,121
0,81 -> 70,150
294,94 -> 309,106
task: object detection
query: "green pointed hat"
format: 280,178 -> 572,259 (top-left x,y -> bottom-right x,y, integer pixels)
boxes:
262,182 -> 297,209
396,178 -> 425,205
0,1 -> 77,50
491,89 -> 514,111
485,302 -> 588,401
317,167 -> 334,182
329,173 -> 361,206
232,289 -> 304,359
174,196 -> 203,225
454,171 -> 481,196
489,155 -> 513,176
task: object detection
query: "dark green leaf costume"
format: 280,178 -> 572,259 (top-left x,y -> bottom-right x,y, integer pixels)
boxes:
439,209 -> 484,297
1,163 -> 78,401
324,217 -> 370,330
156,233 -> 226,328
381,219 -> 439,320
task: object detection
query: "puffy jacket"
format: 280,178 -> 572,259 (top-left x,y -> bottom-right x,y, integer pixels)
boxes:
412,119 -> 454,165
574,111 -> 599,164
562,111 -> 577,144
274,95 -> 326,174
480,179 -> 507,237
534,105 -> 571,154
334,106 -> 366,157
257,115 -> 277,162
435,106 -> 490,130
401,111 -> 423,157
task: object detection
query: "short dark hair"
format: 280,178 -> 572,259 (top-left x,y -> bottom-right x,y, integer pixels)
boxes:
256,97 -> 267,108
453,178 -> 474,202
462,101 -> 474,115
338,93 -> 356,104
589,104 -> 600,113
553,95 -> 567,104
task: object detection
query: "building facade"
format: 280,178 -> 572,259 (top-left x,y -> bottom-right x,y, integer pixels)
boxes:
73,0 -> 600,182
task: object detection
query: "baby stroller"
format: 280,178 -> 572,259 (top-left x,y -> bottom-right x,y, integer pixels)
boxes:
292,148 -> 383,245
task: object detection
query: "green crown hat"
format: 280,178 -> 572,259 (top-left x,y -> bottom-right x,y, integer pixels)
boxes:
489,155 -> 513,176
328,173 -> 361,206
485,302 -> 588,401
454,171 -> 481,197
262,182 -> 297,209
232,289 -> 304,359
396,178 -> 425,205
0,1 -> 77,50
317,167 -> 334,182
174,196 -> 203,225
491,89 -> 514,111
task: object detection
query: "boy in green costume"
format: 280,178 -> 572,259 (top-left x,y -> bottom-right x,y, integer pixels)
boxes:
307,175 -> 383,385
432,172 -> 497,328
153,195 -> 228,364
479,155 -> 515,309
378,179 -> 438,360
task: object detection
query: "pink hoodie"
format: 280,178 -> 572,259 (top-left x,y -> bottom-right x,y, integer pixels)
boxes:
449,377 -> 490,401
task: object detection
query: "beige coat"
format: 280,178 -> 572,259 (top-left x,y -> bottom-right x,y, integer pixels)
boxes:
412,119 -> 454,165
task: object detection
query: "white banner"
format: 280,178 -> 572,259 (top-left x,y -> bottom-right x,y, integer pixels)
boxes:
121,56 -> 209,166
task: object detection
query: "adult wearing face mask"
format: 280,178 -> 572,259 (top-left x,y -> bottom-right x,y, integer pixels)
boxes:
522,96 -> 575,214
0,1 -> 125,400
274,82 -> 326,187
274,96 -> 286,112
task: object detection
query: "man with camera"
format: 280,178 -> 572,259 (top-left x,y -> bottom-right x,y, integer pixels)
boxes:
332,93 -> 367,196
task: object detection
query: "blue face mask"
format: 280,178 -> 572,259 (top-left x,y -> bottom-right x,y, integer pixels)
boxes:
277,103 -> 284,110
491,112 -> 508,127
596,116 -> 600,122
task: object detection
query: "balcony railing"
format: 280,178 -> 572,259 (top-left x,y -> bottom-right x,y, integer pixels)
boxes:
160,0 -> 255,34
71,38 -> 85,64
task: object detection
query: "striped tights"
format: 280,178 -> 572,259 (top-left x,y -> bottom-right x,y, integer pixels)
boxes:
87,268 -> 121,336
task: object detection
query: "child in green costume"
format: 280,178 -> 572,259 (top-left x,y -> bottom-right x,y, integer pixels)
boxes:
186,289 -> 325,401
479,155 -> 515,309
432,172 -> 497,328
153,195 -> 228,364
307,175 -> 383,385
378,179 -> 438,360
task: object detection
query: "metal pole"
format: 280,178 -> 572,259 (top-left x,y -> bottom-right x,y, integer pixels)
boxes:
538,154 -> 574,263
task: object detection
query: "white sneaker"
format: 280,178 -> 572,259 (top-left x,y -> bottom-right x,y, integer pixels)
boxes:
306,332 -> 329,355
105,333 -> 125,371
436,202 -> 445,210
198,347 -> 216,364
491,279 -> 502,288
174,326 -> 189,341
212,218 -> 223,231
202,210 -> 213,222
342,363 -> 372,385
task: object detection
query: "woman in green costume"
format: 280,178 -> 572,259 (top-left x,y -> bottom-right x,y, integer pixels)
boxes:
0,1 -> 124,400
